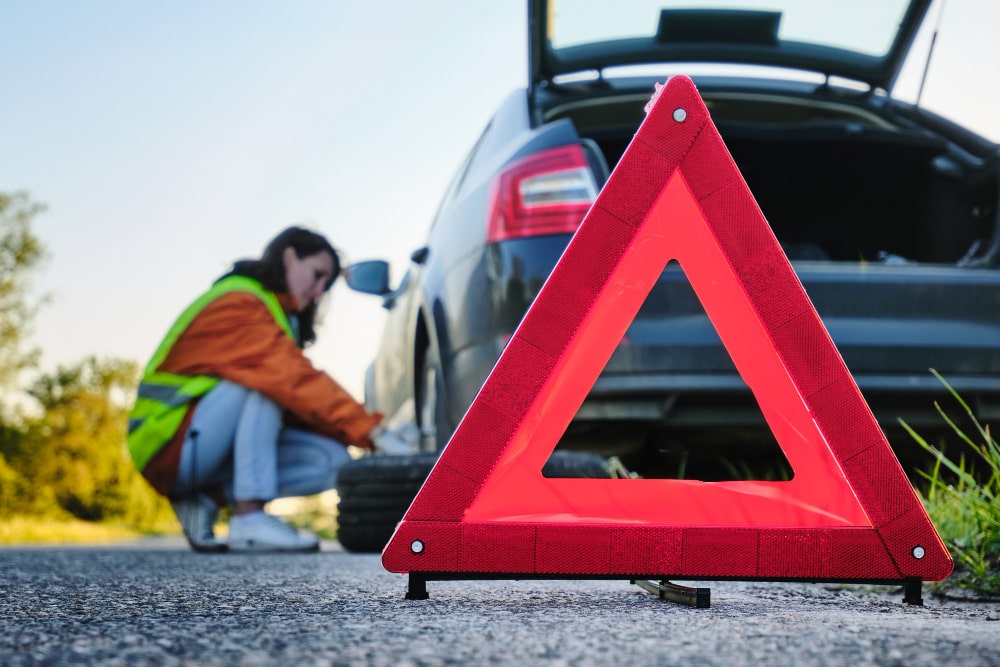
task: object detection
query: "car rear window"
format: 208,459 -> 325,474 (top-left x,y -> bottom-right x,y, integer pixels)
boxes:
549,0 -> 913,58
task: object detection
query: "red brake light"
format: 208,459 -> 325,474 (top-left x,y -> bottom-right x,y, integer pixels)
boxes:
487,144 -> 598,243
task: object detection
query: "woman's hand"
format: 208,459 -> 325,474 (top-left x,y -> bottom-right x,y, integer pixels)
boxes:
369,423 -> 418,456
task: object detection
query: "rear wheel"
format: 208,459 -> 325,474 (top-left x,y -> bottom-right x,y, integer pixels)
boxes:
335,450 -> 611,553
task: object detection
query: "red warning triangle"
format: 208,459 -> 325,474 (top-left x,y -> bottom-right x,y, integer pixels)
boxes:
382,76 -> 952,583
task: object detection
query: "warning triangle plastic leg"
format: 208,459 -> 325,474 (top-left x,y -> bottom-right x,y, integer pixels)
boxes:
903,580 -> 923,606
632,580 -> 711,608
405,574 -> 429,600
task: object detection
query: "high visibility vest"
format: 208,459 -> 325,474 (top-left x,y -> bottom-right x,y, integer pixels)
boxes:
126,275 -> 295,471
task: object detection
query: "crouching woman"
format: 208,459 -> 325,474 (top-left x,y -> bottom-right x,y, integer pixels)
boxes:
126,226 -> 411,552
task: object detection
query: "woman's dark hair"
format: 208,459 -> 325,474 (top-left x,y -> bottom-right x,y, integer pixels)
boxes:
220,226 -> 341,347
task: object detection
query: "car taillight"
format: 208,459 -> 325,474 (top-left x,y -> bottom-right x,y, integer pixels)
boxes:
487,144 -> 598,243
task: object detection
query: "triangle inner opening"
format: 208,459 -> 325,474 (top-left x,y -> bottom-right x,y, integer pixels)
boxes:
544,258 -> 791,482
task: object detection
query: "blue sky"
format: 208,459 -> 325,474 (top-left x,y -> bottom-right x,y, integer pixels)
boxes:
2,1 -> 998,398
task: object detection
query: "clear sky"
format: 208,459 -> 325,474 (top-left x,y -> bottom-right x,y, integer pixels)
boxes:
1,1 -> 998,400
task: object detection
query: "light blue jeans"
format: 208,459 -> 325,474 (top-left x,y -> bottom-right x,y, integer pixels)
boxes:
172,381 -> 351,502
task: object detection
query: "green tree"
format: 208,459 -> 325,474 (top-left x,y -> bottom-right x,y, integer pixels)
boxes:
0,424 -> 34,517
0,191 -> 47,397
0,194 -> 172,533
22,356 -> 173,528
0,191 -> 47,517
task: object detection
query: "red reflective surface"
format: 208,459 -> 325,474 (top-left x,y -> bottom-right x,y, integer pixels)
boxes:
464,173 -> 868,528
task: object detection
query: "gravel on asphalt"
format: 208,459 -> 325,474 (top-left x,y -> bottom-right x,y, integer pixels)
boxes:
2,537 -> 998,666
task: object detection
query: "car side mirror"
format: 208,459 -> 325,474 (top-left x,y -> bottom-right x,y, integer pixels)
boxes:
343,260 -> 390,296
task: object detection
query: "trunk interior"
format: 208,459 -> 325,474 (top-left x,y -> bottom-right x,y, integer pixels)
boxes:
543,87 -> 1000,480
560,90 -> 999,266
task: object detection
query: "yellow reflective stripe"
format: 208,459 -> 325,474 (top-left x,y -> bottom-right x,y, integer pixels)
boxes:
137,376 -> 219,406
136,383 -> 183,404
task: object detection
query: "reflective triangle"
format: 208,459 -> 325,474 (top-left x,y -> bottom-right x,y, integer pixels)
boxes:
382,76 -> 952,582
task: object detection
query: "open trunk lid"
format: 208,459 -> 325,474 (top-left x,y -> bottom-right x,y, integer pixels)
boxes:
529,0 -> 934,92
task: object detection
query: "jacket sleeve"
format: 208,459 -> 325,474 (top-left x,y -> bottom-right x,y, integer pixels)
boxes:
158,291 -> 381,448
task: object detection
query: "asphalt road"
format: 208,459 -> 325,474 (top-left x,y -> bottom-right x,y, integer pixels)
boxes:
2,537 -> 998,666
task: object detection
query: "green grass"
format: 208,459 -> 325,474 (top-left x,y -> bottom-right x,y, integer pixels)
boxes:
2,495 -> 340,546
0,515 -> 176,545
900,370 -> 1000,598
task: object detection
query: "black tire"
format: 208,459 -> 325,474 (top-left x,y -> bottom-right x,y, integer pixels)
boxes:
333,524 -> 396,555
541,450 -> 611,478
336,450 -> 610,553
336,453 -> 438,553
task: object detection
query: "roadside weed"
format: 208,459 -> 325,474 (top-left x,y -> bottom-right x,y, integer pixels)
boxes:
900,370 -> 1000,597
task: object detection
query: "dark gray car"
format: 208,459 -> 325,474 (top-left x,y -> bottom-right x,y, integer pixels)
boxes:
349,0 -> 999,494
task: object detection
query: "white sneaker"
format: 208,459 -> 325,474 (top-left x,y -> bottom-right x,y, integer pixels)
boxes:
228,511 -> 320,553
171,494 -> 226,553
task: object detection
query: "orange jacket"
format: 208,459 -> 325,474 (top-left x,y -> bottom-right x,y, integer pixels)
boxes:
141,289 -> 380,496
